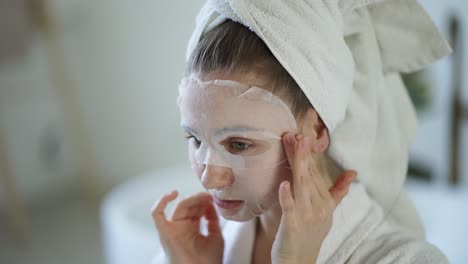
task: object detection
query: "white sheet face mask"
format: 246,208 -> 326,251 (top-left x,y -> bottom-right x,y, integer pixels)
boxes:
178,74 -> 297,221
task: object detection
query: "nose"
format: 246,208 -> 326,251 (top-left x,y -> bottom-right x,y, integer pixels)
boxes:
201,164 -> 234,190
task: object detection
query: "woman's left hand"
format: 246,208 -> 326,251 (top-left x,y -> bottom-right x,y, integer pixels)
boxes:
271,133 -> 357,264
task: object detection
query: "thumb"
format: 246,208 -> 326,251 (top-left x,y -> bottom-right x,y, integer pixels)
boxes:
329,170 -> 357,205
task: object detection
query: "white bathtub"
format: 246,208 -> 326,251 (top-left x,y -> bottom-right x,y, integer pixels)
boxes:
101,167 -> 468,264
101,166 -> 202,264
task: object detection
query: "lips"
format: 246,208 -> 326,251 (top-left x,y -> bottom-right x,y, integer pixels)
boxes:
213,196 -> 244,210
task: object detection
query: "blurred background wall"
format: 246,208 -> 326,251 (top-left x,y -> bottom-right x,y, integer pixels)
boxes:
0,0 -> 204,263
0,0 -> 203,205
0,0 -> 467,264
409,0 -> 468,185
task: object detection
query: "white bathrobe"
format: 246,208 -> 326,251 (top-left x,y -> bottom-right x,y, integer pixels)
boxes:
152,181 -> 448,264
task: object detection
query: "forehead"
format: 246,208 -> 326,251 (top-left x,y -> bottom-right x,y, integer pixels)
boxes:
178,74 -> 297,135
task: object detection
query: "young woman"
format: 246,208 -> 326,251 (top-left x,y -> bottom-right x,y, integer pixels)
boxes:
152,0 -> 450,263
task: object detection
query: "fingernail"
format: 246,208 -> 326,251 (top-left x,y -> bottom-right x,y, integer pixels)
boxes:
339,174 -> 356,189
281,181 -> 290,193
286,133 -> 296,145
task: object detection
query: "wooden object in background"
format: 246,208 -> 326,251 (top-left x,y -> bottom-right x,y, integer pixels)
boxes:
0,126 -> 26,242
29,0 -> 102,200
0,0 -> 29,244
449,15 -> 467,186
0,0 -> 30,63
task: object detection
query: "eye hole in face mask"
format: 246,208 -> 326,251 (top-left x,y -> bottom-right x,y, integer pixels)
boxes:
220,137 -> 273,156
223,137 -> 253,155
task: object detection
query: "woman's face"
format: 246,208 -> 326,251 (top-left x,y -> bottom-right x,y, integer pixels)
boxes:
178,72 -> 297,221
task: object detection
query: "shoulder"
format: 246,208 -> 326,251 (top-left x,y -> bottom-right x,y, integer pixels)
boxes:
348,223 -> 448,264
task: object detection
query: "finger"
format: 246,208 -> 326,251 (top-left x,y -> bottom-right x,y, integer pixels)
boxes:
171,192 -> 213,220
308,160 -> 332,201
278,181 -> 295,216
282,133 -> 297,197
282,133 -> 309,202
172,192 -> 212,220
329,170 -> 357,206
282,132 -> 297,170
151,190 -> 178,228
204,202 -> 222,235
296,136 -> 322,205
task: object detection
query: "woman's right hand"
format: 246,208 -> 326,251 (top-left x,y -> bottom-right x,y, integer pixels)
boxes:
152,191 -> 224,264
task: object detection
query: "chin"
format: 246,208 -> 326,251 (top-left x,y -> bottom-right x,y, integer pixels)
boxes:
217,206 -> 262,222
221,213 -> 257,222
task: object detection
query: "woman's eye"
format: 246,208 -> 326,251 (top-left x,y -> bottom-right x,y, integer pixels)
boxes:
232,142 -> 248,150
221,137 -> 254,155
185,135 -> 201,148
228,140 -> 252,154
222,137 -> 269,156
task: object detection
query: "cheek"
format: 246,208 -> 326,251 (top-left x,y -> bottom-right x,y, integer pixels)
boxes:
188,148 -> 203,180
260,164 -> 290,193
240,166 -> 284,193
191,162 -> 204,182
251,142 -> 286,168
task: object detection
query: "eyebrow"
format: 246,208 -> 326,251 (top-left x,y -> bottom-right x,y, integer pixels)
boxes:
181,124 -> 262,137
181,124 -> 198,136
215,126 -> 263,137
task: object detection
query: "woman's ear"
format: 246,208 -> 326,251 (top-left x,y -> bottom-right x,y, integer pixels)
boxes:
300,108 -> 330,154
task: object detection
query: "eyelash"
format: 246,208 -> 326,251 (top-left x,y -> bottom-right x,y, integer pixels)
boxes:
185,135 -> 201,147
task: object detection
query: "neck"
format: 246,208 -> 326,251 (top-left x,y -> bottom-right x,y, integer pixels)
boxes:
257,202 -> 282,244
